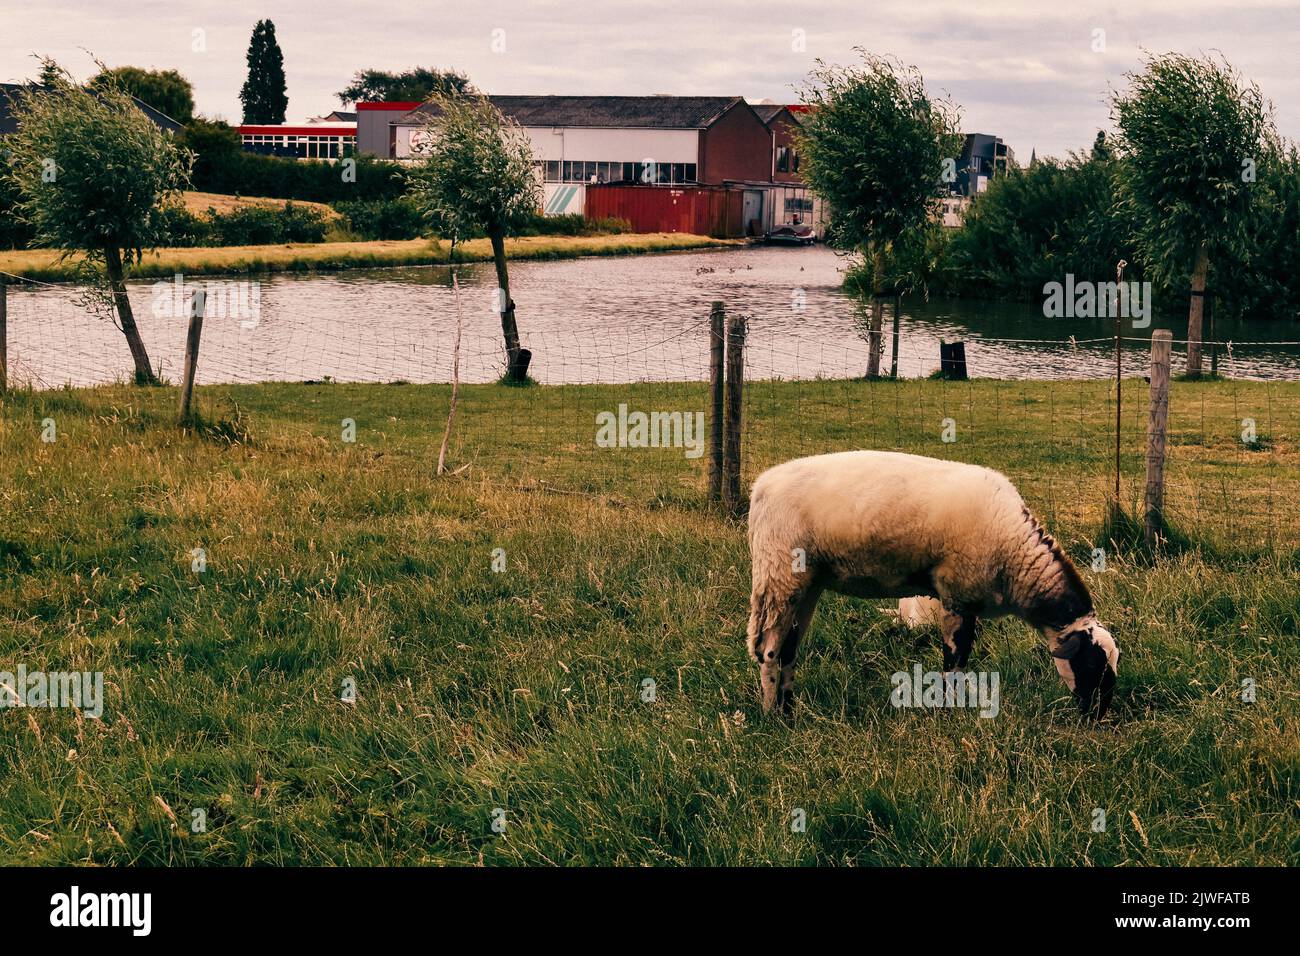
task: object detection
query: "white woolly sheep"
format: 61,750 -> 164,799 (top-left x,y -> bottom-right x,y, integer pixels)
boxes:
746,450 -> 1120,718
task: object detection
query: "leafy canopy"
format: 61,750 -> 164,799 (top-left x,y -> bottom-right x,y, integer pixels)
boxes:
403,92 -> 540,241
2,64 -> 191,261
337,68 -> 473,106
90,66 -> 195,123
1111,52 -> 1275,283
947,151 -> 1135,298
797,50 -> 961,253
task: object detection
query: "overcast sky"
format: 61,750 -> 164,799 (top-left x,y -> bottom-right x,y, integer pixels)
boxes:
5,0 -> 1297,158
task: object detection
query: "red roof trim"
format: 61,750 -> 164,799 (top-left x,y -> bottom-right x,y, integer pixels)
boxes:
238,125 -> 357,136
356,102 -> 421,111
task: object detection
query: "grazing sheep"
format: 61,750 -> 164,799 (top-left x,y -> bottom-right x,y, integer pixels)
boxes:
746,451 -> 1120,718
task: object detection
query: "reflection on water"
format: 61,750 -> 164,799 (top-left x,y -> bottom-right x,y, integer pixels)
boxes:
7,245 -> 1300,387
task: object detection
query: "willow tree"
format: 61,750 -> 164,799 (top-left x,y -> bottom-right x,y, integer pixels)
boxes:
405,92 -> 540,382
3,63 -> 191,383
1112,53 -> 1273,377
798,51 -> 961,377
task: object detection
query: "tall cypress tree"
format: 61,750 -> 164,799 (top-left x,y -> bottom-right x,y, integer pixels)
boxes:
239,19 -> 288,124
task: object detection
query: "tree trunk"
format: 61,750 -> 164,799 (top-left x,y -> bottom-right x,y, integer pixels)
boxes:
488,228 -> 530,382
1185,241 -> 1209,379
865,245 -> 885,379
103,246 -> 157,384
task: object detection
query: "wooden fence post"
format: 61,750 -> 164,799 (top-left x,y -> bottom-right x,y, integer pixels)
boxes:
0,277 -> 7,395
889,295 -> 901,379
722,312 -> 746,516
178,288 -> 205,425
1144,330 -> 1173,545
708,301 -> 725,503
437,271 -> 465,475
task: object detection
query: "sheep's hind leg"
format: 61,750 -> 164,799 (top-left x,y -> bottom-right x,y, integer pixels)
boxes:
940,607 -> 979,673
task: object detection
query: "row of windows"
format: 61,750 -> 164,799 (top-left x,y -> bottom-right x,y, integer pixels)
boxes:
776,146 -> 800,173
241,135 -> 356,160
541,160 -> 698,184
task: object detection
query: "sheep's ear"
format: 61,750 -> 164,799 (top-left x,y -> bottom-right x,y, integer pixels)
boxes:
1051,631 -> 1084,659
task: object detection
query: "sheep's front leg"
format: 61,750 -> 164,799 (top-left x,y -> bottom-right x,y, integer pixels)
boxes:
749,584 -> 820,715
940,607 -> 978,672
773,586 -> 822,714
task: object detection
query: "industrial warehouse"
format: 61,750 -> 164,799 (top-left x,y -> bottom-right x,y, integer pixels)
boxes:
241,93 -> 828,239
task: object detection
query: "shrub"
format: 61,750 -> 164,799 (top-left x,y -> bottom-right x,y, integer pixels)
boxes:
0,162 -> 37,249
154,205 -> 213,247
333,198 -> 428,241
157,202 -> 329,247
943,154 -> 1140,300
515,213 -> 630,237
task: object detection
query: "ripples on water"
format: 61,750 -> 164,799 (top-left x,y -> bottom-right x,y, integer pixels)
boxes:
8,246 -> 1300,387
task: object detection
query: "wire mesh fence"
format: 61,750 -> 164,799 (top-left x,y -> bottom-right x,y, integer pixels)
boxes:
2,266 -> 1297,554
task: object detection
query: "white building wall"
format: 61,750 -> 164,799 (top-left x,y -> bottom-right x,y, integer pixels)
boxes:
394,124 -> 699,163
519,127 -> 699,164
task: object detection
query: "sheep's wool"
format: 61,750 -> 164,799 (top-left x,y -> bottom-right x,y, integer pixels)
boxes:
748,450 -> 1087,624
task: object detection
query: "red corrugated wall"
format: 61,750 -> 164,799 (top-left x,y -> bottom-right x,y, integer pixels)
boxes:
585,185 -> 742,238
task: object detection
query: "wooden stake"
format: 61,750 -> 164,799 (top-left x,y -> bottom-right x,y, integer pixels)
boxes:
708,301 -> 725,502
722,312 -> 746,516
1144,330 -> 1173,545
1114,261 -> 1125,506
437,272 -> 465,476
178,289 -> 205,425
0,277 -> 7,395
889,295 -> 900,379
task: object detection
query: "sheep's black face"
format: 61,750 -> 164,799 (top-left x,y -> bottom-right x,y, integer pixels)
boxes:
1051,624 -> 1120,720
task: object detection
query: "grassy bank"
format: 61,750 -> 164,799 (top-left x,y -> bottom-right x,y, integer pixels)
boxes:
0,378 -> 1296,865
0,233 -> 741,283
179,190 -> 342,221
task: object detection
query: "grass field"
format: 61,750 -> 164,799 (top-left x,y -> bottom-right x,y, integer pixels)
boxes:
0,376 -> 1296,865
178,191 -> 343,221
0,233 -> 741,283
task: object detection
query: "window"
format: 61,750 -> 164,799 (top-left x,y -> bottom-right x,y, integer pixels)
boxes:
776,146 -> 790,173
543,160 -> 699,184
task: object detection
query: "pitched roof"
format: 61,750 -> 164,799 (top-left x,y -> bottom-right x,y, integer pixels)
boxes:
396,94 -> 746,129
750,104 -> 805,127
0,82 -> 183,136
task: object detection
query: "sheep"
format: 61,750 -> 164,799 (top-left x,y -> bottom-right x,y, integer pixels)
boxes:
746,450 -> 1120,718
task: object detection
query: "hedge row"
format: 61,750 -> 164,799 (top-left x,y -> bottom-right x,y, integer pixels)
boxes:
179,120 -> 406,203
156,203 -> 331,247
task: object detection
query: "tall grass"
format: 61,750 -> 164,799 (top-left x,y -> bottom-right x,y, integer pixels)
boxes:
0,379 -> 1295,865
